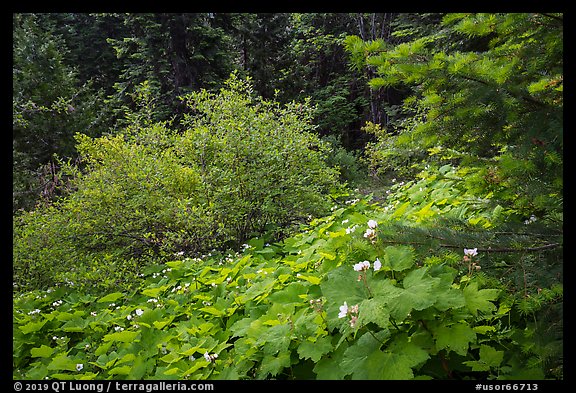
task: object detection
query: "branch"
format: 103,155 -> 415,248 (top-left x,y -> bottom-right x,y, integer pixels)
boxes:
539,13 -> 563,23
379,238 -> 562,253
443,242 -> 562,253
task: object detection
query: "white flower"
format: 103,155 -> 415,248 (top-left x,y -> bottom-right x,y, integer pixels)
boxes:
135,308 -> 144,316
126,315 -> 132,320
76,363 -> 83,371
367,220 -> 378,229
353,261 -> 370,271
464,248 -> 478,257
346,225 -> 358,234
373,258 -> 382,271
524,215 -> 537,225
90,311 -> 97,317
338,302 -> 348,318
203,352 -> 218,362
363,228 -> 376,238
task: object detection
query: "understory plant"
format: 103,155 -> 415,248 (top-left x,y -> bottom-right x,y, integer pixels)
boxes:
13,165 -> 562,380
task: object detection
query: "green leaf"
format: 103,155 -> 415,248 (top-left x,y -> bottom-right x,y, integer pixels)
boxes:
312,342 -> 348,379
391,201 -> 410,219
199,306 -> 225,317
159,351 -> 183,364
358,297 -> 391,329
97,292 -> 124,303
47,354 -> 78,371
94,341 -> 114,357
153,316 -> 175,330
463,344 -> 504,371
257,351 -> 291,378
142,285 -> 171,298
19,319 -> 48,334
259,323 -> 291,355
321,266 -> 367,327
268,282 -> 308,305
463,282 -> 500,316
297,336 -> 333,362
296,273 -> 322,285
433,322 -> 476,356
341,331 -> 388,377
388,268 -> 439,319
103,330 -> 140,343
108,365 -> 132,375
364,351 -> 415,380
383,245 -> 415,272
30,345 -> 55,358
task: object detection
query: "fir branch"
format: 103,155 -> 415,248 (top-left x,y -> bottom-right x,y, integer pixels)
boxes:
378,237 -> 561,254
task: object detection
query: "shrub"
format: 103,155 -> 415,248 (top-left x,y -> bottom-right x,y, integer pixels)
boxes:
13,74 -> 340,293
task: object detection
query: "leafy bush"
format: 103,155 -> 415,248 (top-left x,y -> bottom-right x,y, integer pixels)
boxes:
13,74 -> 340,293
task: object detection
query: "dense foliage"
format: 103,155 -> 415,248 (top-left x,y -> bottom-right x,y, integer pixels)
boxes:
13,12 -> 562,382
14,168 -> 562,379
14,74 -> 339,293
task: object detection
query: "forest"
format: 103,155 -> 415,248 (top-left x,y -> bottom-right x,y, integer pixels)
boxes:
13,13 -> 563,382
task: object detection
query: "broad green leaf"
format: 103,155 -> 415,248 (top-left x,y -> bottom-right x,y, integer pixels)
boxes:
61,315 -> 90,332
297,336 -> 333,362
199,306 -> 225,317
268,282 -> 308,305
364,351 -> 415,380
162,367 -> 181,376
463,282 -> 500,316
473,325 -> 496,335
433,286 -> 466,311
312,342 -> 348,379
257,351 -> 291,378
47,354 -> 78,371
433,322 -> 476,356
321,266 -> 367,327
30,345 -> 55,358
463,344 -> 504,371
108,365 -> 132,375
159,351 -> 183,364
142,285 -> 171,298
128,356 -> 153,379
97,292 -> 124,303
237,276 -> 275,303
358,297 -> 391,329
259,323 -> 291,355
383,245 -> 415,272
153,316 -> 175,329
19,319 -> 47,334
181,359 -> 209,377
413,201 -> 436,221
296,273 -> 322,285
94,341 -> 114,356
341,331 -> 387,376
391,201 -> 410,219
116,353 -> 137,365
388,268 -> 439,319
103,330 -> 139,343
